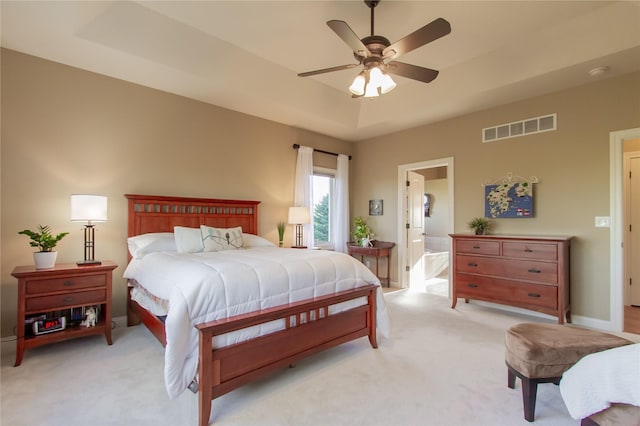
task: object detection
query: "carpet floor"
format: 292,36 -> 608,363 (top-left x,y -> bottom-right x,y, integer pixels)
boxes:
2,290 -> 637,426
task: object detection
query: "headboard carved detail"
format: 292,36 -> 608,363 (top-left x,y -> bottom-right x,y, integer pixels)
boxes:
125,194 -> 260,238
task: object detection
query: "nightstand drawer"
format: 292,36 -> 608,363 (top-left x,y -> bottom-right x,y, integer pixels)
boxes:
26,289 -> 106,312
26,274 -> 106,295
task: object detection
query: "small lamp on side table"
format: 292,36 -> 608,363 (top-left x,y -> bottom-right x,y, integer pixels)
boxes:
288,206 -> 310,249
70,194 -> 107,265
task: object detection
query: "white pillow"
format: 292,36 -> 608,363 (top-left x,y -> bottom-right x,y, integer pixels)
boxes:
201,225 -> 244,251
127,233 -> 176,258
242,233 -> 276,247
174,226 -> 204,253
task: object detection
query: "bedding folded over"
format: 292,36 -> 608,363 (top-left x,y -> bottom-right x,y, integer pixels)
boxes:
559,343 -> 640,420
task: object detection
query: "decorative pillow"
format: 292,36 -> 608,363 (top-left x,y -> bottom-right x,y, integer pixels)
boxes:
174,226 -> 204,253
201,225 -> 244,251
242,233 -> 276,247
127,233 -> 176,258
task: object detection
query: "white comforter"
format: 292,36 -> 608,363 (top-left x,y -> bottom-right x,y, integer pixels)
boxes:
560,343 -> 640,419
123,247 -> 391,399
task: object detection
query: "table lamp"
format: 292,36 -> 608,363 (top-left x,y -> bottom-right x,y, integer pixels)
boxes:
70,194 -> 107,265
288,206 -> 310,249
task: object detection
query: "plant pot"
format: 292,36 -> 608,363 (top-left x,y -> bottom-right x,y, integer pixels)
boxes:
474,229 -> 484,235
33,251 -> 57,269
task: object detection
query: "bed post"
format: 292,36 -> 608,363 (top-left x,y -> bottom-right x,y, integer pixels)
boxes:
368,287 -> 378,349
198,328 -> 214,426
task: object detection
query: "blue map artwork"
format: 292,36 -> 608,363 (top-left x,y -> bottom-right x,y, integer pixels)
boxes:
484,182 -> 534,218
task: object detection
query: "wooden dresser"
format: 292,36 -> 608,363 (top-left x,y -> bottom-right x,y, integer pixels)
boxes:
449,234 -> 572,323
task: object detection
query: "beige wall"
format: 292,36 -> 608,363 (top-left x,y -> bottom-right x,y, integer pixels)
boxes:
0,49 -> 353,337
2,48 -> 639,337
351,71 -> 640,321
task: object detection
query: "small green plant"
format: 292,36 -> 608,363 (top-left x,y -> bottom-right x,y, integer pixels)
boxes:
277,221 -> 286,247
352,216 -> 374,246
468,217 -> 490,235
18,225 -> 69,252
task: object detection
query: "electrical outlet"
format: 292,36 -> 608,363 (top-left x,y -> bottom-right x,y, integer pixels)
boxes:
595,216 -> 610,228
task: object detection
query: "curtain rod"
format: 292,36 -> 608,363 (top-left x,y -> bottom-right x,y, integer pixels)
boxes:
292,144 -> 352,160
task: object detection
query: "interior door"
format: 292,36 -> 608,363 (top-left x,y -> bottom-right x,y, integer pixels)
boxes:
630,156 -> 640,306
407,171 -> 425,289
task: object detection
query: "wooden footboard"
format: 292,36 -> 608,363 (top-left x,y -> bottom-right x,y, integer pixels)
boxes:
196,284 -> 378,426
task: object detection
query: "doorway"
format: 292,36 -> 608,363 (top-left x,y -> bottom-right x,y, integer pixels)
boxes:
610,128 -> 640,333
397,158 -> 455,291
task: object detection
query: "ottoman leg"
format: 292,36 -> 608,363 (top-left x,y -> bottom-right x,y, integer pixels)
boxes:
521,377 -> 538,422
508,367 -> 516,389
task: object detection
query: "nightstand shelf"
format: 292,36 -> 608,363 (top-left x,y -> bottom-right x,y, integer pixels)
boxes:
12,261 -> 117,366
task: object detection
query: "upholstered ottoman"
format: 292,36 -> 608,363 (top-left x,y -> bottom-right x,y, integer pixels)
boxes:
505,323 -> 633,422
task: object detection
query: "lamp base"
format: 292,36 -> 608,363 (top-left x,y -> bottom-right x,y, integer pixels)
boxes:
77,260 -> 102,266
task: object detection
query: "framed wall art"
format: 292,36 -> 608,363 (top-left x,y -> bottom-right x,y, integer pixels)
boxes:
369,199 -> 383,216
483,173 -> 538,218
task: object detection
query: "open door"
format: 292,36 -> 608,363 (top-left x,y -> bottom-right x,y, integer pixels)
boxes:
629,155 -> 640,306
407,171 -> 425,289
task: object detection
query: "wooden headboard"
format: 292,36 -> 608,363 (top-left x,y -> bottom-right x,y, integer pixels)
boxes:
125,194 -> 260,237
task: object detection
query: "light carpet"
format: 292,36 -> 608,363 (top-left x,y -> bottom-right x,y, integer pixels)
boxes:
2,290 -> 632,426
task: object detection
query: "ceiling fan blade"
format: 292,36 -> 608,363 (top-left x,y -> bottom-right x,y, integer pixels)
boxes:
386,62 -> 439,84
383,17 -> 451,61
298,63 -> 359,77
327,20 -> 371,58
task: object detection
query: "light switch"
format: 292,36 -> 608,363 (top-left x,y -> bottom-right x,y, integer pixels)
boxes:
595,216 -> 610,228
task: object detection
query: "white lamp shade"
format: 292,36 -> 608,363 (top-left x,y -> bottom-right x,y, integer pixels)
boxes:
70,195 -> 108,222
288,206 -> 310,225
349,73 -> 365,96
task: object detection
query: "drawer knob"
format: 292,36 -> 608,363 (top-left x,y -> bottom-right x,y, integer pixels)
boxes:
524,248 -> 533,253
467,283 -> 478,288
468,262 -> 478,267
63,280 -> 74,286
473,245 -> 480,249
63,297 -> 74,303
528,293 -> 541,298
528,268 -> 541,274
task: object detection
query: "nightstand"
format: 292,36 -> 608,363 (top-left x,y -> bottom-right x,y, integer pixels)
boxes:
11,261 -> 117,366
347,241 -> 395,287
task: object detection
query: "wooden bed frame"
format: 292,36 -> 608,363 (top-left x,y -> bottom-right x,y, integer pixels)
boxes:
125,194 -> 379,426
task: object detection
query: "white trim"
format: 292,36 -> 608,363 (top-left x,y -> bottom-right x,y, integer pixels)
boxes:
397,157 -> 454,290
610,128 -> 640,332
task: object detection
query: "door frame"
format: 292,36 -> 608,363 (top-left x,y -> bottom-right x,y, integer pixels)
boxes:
610,127 -> 640,331
397,157 -> 455,289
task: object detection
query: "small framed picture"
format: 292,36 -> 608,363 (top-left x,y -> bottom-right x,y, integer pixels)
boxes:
369,199 -> 383,216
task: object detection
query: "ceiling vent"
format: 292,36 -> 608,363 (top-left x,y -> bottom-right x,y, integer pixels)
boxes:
483,113 -> 556,143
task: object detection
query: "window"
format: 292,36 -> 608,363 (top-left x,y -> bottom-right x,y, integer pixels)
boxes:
312,167 -> 335,249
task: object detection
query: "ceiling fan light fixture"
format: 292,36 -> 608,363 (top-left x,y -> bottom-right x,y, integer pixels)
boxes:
379,72 -> 396,94
364,79 -> 379,98
349,72 -> 366,96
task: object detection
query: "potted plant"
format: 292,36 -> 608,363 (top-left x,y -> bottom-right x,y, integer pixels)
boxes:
277,221 -> 286,247
468,217 -> 490,235
18,225 -> 69,269
353,216 -> 374,247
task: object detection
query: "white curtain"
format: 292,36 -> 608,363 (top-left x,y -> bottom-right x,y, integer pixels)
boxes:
294,146 -> 314,248
333,154 -> 349,253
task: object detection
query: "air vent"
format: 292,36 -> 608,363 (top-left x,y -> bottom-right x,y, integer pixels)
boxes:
483,113 -> 556,143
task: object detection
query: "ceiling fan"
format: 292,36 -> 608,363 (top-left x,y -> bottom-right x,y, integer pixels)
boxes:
298,0 -> 451,98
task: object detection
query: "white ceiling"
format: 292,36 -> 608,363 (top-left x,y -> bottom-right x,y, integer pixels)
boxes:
2,1 -> 639,142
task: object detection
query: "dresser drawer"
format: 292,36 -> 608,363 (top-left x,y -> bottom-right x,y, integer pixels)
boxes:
455,274 -> 557,310
456,255 -> 558,284
502,242 -> 557,261
25,289 -> 106,312
26,274 -> 106,295
455,239 -> 500,256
